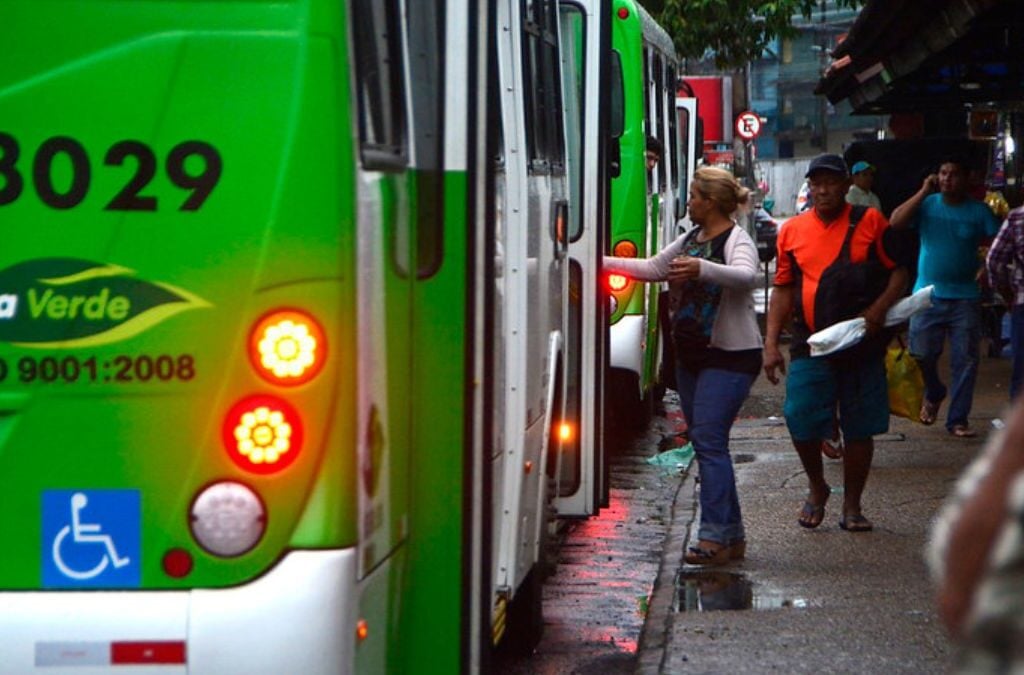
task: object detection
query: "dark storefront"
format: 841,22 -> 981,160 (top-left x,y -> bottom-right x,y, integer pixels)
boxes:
816,0 -> 1024,215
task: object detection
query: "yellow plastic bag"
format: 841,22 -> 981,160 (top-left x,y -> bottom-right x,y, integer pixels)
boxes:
886,339 -> 925,421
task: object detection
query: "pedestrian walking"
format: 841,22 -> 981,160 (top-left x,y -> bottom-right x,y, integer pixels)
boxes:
928,395 -> 1024,672
605,166 -> 761,565
890,156 -> 1001,437
763,154 -> 908,533
986,205 -> 1024,400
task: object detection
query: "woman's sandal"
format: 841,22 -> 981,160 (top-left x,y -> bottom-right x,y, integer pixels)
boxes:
919,399 -> 941,425
728,540 -> 746,560
949,424 -> 977,438
684,541 -> 731,566
838,514 -> 874,532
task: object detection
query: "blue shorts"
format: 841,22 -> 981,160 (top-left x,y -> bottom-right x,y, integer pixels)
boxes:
784,355 -> 889,442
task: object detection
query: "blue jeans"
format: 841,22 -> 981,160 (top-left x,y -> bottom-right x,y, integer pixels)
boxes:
909,298 -> 980,430
676,366 -> 755,546
1011,304 -> 1024,401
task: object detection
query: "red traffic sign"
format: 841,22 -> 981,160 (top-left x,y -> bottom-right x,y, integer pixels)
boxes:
735,111 -> 761,141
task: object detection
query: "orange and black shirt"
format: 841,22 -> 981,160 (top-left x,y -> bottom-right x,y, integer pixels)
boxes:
775,204 -> 897,358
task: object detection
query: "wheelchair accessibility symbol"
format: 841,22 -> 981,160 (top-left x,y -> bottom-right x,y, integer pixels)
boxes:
42,489 -> 140,588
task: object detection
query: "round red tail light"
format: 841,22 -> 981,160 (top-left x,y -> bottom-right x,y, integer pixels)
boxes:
613,240 -> 638,257
222,395 -> 303,474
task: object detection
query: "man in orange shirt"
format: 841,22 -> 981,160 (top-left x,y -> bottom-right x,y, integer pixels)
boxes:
764,154 -> 908,532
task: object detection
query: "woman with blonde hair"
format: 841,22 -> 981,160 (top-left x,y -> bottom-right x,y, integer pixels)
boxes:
606,166 -> 762,565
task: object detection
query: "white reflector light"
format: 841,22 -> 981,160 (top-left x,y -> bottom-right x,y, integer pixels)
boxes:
190,481 -> 266,557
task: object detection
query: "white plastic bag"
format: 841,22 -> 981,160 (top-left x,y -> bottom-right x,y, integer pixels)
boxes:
807,286 -> 933,357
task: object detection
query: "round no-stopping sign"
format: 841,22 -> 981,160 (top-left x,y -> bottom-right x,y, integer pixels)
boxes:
735,111 -> 761,140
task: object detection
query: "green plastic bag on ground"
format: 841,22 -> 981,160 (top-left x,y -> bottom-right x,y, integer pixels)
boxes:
646,442 -> 694,470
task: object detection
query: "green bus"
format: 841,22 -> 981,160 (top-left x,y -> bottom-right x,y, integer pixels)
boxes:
605,0 -> 686,426
0,0 -> 607,670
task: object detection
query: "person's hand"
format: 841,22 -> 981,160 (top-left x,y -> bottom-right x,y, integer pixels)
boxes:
923,174 -> 938,192
861,307 -> 886,336
668,256 -> 701,282
763,344 -> 786,385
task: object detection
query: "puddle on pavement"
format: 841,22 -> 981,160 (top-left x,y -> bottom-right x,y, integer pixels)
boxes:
675,571 -> 809,612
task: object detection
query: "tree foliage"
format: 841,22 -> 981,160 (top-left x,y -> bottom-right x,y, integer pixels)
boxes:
646,0 -> 866,69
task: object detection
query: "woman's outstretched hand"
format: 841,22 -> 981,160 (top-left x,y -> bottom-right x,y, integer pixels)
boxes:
668,255 -> 701,282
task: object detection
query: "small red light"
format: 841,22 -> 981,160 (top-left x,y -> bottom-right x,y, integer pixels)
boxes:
613,240 -> 638,257
222,395 -> 304,474
617,7 -> 629,19
162,548 -> 194,578
608,273 -> 630,292
356,619 -> 369,642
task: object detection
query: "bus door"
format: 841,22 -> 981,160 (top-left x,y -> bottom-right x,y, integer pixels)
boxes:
556,0 -> 609,517
675,96 -> 699,230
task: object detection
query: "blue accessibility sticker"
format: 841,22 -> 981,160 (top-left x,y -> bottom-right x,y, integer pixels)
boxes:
42,489 -> 141,588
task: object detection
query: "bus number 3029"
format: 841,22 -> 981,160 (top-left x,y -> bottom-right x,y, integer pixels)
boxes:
0,354 -> 196,384
0,132 -> 221,212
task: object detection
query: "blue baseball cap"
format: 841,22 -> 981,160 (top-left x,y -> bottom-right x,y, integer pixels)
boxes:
851,160 -> 875,174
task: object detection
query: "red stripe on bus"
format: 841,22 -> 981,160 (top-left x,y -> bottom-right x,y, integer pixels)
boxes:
110,642 -> 186,664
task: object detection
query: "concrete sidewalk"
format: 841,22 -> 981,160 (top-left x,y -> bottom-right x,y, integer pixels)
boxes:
637,351 -> 1014,674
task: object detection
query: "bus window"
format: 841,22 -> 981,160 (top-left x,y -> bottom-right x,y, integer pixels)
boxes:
559,4 -> 585,242
651,52 -> 665,189
352,0 -> 408,170
642,49 -> 649,124
523,0 -> 566,173
609,50 -> 624,177
677,104 -> 691,217
667,65 -> 678,187
405,0 -> 445,278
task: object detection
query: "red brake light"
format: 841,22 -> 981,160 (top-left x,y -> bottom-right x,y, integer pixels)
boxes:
608,273 -> 630,292
613,240 -> 638,257
223,395 -> 303,474
617,7 -> 629,19
249,309 -> 326,386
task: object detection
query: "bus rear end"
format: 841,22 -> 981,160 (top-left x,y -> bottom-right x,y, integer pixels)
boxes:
0,1 -> 364,671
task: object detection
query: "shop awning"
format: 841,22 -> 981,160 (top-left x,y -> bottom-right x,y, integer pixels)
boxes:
815,0 -> 1023,114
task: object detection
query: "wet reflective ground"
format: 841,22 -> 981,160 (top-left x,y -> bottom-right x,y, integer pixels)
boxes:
675,570 -> 810,612
494,404 -> 689,674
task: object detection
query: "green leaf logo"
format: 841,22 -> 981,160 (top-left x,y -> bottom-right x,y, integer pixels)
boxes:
0,258 -> 211,348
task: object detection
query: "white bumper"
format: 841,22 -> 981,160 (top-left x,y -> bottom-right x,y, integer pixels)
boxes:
0,549 -> 358,674
609,314 -> 647,376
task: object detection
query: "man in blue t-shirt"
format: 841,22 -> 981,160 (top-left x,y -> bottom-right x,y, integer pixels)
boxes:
890,157 -> 1000,437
